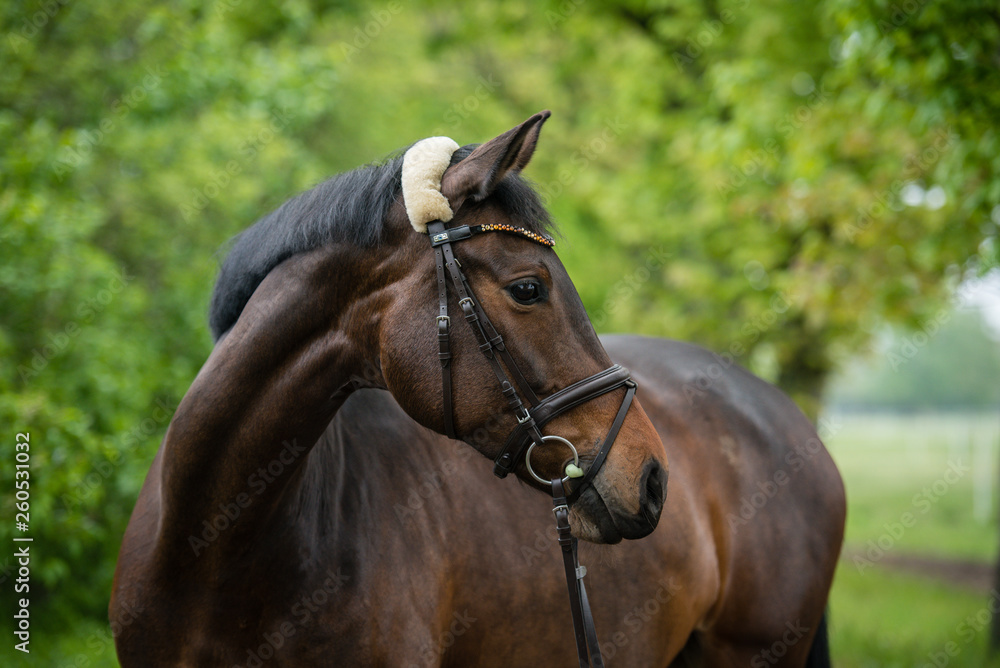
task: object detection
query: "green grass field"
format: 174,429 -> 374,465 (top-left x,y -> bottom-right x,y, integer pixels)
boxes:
828,412 -> 999,561
5,412 -> 999,666
825,411 -> 1000,667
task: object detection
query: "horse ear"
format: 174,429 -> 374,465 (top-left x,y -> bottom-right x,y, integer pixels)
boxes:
441,110 -> 551,212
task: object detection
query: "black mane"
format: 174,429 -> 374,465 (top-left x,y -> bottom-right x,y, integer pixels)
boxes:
208,144 -> 555,341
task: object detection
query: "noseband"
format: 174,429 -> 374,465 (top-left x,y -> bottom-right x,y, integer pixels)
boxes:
427,219 -> 636,667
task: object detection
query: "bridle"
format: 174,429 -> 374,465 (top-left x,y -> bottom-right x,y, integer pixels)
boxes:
426,219 -> 637,668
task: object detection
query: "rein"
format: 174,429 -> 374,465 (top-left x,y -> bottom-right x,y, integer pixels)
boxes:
426,220 -> 637,667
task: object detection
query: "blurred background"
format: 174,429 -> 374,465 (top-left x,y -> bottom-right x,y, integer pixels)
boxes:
2,0 -> 999,665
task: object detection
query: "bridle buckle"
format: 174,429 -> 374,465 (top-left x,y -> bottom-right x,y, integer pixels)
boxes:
552,503 -> 569,517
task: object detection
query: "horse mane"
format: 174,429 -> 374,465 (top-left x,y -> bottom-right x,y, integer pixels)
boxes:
208,144 -> 555,341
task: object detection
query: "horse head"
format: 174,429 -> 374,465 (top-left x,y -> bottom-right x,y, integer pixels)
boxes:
376,112 -> 668,543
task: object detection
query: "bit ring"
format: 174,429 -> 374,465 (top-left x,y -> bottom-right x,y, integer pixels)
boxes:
525,435 -> 580,486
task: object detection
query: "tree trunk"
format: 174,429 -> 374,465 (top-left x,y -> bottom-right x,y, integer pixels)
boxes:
775,335 -> 831,424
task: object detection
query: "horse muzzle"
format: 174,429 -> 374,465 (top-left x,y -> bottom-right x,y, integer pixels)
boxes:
573,458 -> 668,543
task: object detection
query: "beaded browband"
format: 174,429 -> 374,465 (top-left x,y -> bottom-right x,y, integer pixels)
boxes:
429,223 -> 555,248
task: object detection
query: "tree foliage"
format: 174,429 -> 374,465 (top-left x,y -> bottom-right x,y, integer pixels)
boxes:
1,0 -> 997,658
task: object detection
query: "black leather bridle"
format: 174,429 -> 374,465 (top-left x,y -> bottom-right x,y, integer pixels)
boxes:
427,219 -> 637,668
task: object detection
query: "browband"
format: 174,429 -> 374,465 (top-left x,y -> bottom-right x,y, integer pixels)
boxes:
430,223 -> 555,248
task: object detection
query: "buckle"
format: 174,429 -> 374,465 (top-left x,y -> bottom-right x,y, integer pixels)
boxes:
493,451 -> 513,478
458,297 -> 473,308
552,504 -> 569,517
431,226 -> 472,246
436,315 -> 450,325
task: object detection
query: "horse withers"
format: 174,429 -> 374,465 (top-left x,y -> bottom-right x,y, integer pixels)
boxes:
111,111 -> 845,666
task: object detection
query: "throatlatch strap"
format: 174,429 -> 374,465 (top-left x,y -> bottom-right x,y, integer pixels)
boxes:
552,478 -> 605,668
429,222 -> 456,439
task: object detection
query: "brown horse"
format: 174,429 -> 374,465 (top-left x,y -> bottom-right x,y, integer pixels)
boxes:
111,112 -> 845,666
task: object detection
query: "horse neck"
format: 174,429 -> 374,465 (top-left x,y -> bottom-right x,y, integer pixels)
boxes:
293,389 -> 449,536
157,240 -> 409,562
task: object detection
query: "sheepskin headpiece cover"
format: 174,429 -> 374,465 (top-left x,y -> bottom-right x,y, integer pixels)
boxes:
401,136 -> 460,234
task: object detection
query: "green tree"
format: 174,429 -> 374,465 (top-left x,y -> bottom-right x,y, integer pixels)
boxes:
1,1 -> 358,657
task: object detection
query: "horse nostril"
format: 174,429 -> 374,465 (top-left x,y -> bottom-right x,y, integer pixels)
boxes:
646,472 -> 661,506
642,461 -> 667,518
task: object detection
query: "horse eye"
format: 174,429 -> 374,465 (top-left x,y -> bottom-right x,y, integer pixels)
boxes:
508,280 -> 542,305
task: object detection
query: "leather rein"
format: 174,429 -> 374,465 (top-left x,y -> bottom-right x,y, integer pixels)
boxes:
427,220 -> 637,667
